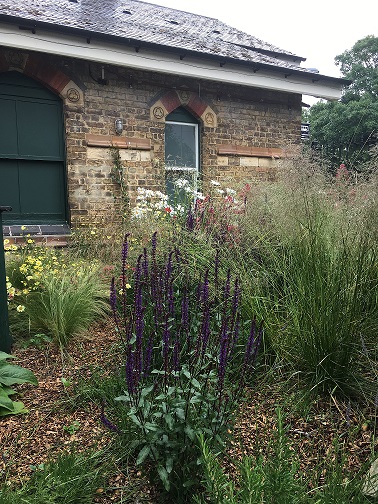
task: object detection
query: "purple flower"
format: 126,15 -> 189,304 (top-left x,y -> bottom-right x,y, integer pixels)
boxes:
242,320 -> 263,379
163,316 -> 171,369
198,305 -> 211,359
126,351 -> 136,395
168,280 -> 175,317
218,323 -> 229,396
151,231 -> 158,262
142,247 -> 149,278
143,332 -> 154,377
173,332 -> 180,372
101,402 -> 119,433
214,248 -> 220,290
186,208 -> 195,231
110,277 -> 118,314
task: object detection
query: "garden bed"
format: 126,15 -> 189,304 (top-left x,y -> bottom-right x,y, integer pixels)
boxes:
1,320 -> 376,503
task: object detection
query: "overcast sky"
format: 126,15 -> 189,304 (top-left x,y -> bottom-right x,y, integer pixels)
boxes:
143,0 -> 377,102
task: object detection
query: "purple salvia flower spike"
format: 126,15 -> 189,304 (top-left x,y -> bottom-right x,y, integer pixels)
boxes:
126,351 -> 135,395
218,323 -> 229,399
186,207 -> 195,231
214,248 -> 220,291
142,247 -> 149,278
143,332 -> 154,377
110,277 -> 118,314
151,231 -> 158,265
168,280 -> 175,317
173,331 -> 180,372
224,269 -> 231,303
101,402 -> 119,433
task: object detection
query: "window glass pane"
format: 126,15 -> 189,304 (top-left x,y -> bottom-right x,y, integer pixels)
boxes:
165,123 -> 196,168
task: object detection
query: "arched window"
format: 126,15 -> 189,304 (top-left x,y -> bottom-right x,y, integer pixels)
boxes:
165,107 -> 199,198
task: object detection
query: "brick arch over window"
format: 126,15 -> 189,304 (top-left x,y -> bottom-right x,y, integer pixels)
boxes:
150,89 -> 217,127
0,52 -> 84,106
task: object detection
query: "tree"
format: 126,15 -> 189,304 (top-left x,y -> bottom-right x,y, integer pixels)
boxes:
335,35 -> 378,100
309,36 -> 378,170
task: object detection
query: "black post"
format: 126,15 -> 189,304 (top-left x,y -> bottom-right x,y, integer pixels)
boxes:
0,206 -> 12,353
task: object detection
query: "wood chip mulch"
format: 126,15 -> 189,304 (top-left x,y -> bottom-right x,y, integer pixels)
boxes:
1,322 -> 377,502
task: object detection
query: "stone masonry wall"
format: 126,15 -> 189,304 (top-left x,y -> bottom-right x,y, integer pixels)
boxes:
1,50 -> 302,226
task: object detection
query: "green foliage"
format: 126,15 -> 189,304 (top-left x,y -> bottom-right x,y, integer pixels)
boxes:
24,267 -> 109,347
269,226 -> 377,393
115,365 -> 232,499
195,408 -> 306,504
0,450 -> 105,503
109,146 -> 130,222
309,98 -> 378,167
309,36 -> 378,169
108,233 -> 262,501
0,351 -> 38,416
335,35 -> 378,100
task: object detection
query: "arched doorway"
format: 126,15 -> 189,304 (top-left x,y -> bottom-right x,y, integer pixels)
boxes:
0,71 -> 67,225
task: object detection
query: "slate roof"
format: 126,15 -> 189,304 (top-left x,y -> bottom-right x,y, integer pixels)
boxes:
0,0 -> 318,75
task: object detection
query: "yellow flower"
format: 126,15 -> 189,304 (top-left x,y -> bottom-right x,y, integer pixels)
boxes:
16,305 -> 26,313
90,230 -> 96,235
27,239 -> 34,244
21,225 -> 26,230
125,283 -> 131,289
3,239 -> 9,245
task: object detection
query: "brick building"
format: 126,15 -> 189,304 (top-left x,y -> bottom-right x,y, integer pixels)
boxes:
0,0 -> 347,236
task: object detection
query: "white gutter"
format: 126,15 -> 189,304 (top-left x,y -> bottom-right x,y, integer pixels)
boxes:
0,23 -> 342,100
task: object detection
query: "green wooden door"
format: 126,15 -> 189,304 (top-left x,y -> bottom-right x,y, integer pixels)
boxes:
0,72 -> 67,224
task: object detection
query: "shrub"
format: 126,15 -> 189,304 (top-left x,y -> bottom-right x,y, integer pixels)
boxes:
0,351 -> 38,416
105,233 -> 263,501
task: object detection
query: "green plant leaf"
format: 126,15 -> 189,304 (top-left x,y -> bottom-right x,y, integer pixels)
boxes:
0,385 -> 16,396
185,426 -> 196,441
0,352 -> 16,361
136,445 -> 150,465
0,401 -> 28,416
129,414 -> 142,427
157,465 -> 170,491
191,377 -> 201,389
164,413 -> 174,429
175,407 -> 185,420
0,363 -> 38,386
144,421 -> 159,431
166,456 -> 173,474
141,385 -> 154,397
0,393 -> 15,411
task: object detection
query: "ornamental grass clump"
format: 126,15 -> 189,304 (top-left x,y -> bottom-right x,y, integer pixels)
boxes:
25,266 -> 109,347
107,232 -> 262,501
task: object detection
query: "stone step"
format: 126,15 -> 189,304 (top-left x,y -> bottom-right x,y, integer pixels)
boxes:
4,234 -> 69,247
3,224 -> 70,248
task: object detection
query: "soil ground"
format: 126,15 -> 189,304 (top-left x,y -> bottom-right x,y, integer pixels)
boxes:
1,321 -> 376,502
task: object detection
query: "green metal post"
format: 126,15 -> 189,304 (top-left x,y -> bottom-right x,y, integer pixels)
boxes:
0,206 -> 12,353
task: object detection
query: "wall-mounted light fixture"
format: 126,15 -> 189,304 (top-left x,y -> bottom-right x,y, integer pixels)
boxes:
115,119 -> 123,135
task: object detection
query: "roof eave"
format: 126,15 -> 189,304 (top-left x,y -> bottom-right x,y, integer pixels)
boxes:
0,19 -> 347,100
